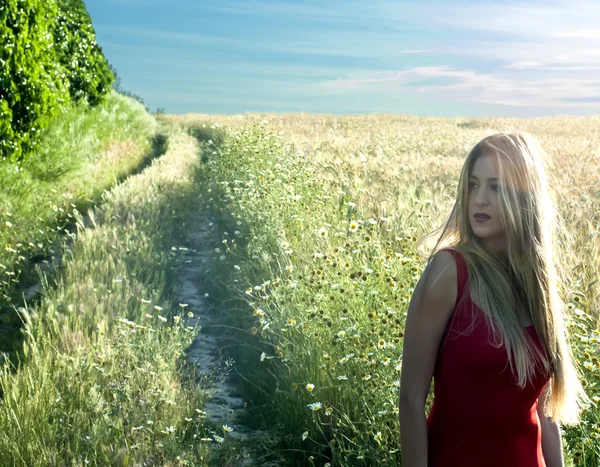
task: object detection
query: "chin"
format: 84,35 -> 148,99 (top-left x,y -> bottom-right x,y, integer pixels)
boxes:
470,225 -> 496,239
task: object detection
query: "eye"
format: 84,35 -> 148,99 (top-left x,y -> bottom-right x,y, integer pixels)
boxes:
469,182 -> 499,191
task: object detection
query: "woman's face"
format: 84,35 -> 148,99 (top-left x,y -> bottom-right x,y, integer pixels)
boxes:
468,152 -> 508,256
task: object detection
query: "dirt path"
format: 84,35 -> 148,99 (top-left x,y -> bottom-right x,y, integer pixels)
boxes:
176,209 -> 264,466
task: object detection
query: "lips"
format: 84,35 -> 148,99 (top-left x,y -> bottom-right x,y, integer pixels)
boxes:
474,213 -> 491,220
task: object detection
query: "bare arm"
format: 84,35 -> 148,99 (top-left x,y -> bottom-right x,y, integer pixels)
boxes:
399,251 -> 457,467
537,381 -> 564,467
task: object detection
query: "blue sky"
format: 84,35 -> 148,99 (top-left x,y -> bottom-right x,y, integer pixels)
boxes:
86,0 -> 600,117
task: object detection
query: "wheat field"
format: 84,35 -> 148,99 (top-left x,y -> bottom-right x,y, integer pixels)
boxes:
159,113 -> 600,465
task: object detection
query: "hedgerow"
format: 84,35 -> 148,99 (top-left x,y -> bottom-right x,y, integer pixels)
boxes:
0,0 -> 114,162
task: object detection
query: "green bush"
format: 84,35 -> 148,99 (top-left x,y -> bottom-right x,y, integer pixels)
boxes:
0,0 -> 70,161
53,0 -> 114,106
0,0 -> 114,162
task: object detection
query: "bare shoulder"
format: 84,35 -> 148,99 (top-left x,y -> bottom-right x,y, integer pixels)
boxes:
399,250 -> 458,407
422,250 -> 458,294
415,250 -> 457,319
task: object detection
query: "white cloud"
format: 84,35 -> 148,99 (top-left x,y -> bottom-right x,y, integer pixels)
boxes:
399,49 -> 432,54
336,1 -> 600,110
196,0 -> 393,23
408,1 -> 600,69
426,1 -> 600,38
318,65 -> 600,108
100,25 -> 433,59
99,0 -> 600,115
553,29 -> 600,39
505,62 -> 600,71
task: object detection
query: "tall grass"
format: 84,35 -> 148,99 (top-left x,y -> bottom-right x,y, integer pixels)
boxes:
164,113 -> 600,318
0,90 -> 166,358
0,125 -> 232,466
175,115 -> 600,466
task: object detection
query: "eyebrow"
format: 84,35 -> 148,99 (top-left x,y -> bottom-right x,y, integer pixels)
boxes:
469,175 -> 498,181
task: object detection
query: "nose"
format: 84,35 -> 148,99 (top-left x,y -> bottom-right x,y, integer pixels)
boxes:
474,186 -> 490,206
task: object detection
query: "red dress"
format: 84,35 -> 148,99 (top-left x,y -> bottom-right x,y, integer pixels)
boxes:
426,249 -> 550,467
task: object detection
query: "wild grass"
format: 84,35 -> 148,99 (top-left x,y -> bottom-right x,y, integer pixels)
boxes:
0,124 -> 234,466
169,114 -> 600,466
0,90 -> 166,358
164,112 -> 600,315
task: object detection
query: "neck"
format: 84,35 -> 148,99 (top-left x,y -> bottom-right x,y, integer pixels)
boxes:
481,236 -> 508,259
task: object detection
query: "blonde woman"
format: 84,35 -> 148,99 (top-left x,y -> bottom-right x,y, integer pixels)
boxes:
398,132 -> 588,467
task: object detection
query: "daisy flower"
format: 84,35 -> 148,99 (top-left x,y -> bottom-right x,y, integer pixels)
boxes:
307,402 -> 322,411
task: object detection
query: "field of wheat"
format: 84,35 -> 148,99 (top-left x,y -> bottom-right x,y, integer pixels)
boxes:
161,112 -> 600,465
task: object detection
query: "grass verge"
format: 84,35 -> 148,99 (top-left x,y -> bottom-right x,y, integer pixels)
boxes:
0,90 -> 168,358
0,124 -> 234,466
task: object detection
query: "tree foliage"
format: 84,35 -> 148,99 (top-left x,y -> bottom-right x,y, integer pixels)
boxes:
0,0 -> 114,161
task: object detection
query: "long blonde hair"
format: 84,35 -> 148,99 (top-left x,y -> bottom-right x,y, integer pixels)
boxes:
417,131 -> 589,426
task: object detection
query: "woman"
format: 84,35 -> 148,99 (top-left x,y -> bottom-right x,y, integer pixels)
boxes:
398,132 -> 589,467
